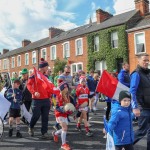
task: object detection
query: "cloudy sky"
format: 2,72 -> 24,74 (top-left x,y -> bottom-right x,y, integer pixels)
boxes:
0,0 -> 135,53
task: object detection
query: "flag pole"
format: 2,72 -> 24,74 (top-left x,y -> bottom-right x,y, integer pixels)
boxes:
33,66 -> 38,93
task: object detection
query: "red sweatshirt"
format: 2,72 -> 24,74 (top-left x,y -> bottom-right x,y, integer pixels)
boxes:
27,74 -> 55,100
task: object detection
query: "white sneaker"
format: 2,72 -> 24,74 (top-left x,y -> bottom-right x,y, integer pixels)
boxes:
3,120 -> 8,125
104,107 -> 107,111
87,122 -> 92,127
93,107 -> 98,111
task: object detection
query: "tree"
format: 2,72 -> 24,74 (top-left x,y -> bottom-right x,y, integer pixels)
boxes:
53,58 -> 67,76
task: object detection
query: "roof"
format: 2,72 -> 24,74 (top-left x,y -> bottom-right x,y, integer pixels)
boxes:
0,9 -> 138,59
0,37 -> 49,59
127,15 -> 150,32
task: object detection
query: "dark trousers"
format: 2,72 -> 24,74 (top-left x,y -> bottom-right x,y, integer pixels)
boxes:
134,109 -> 150,150
24,101 -> 32,111
29,99 -> 50,135
106,102 -> 111,121
115,144 -> 134,150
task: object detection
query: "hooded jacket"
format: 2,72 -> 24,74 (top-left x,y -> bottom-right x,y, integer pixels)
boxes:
108,105 -> 134,145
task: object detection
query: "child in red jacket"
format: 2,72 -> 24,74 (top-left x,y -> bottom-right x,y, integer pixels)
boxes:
76,77 -> 93,137
52,81 -> 72,150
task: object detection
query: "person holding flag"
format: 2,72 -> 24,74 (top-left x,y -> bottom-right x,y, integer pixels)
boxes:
6,79 -> 23,138
104,90 -> 134,150
27,58 -> 58,139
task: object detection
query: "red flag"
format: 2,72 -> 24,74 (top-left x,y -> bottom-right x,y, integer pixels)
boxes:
33,67 -> 60,96
33,67 -> 47,90
96,70 -> 129,100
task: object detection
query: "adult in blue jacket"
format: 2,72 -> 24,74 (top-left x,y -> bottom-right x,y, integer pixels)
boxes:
107,91 -> 134,150
130,53 -> 150,150
118,62 -> 130,88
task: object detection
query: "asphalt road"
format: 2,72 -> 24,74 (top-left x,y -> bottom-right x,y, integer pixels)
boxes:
0,102 -> 147,150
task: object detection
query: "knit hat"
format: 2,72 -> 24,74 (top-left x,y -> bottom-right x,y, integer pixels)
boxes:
21,68 -> 28,74
119,90 -> 131,102
58,81 -> 69,91
79,76 -> 86,84
39,58 -> 49,68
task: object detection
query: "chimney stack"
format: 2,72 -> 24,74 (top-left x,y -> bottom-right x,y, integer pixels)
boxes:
22,39 -> 31,47
96,9 -> 113,24
49,27 -> 64,39
135,0 -> 149,16
3,49 -> 9,54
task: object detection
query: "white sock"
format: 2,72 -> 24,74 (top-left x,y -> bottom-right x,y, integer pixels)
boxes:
55,129 -> 62,135
61,131 -> 67,145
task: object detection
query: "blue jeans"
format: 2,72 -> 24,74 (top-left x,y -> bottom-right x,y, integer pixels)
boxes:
134,109 -> 150,150
30,99 -> 50,135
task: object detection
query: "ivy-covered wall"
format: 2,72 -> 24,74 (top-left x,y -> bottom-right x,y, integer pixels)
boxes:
87,25 -> 128,72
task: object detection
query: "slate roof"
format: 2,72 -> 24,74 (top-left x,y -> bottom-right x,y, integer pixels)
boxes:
0,37 -> 49,59
0,9 -> 138,59
127,15 -> 150,32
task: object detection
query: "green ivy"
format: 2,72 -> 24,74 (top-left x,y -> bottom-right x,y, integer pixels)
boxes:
87,25 -> 128,72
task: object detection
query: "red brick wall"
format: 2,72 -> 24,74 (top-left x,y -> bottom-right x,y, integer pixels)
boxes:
128,28 -> 150,73
0,35 -> 88,77
46,35 -> 88,73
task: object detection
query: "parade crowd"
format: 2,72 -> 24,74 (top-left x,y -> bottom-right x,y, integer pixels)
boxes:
0,53 -> 149,150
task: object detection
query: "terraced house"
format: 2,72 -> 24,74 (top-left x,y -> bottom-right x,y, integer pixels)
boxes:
0,0 -> 148,77
127,0 -> 150,72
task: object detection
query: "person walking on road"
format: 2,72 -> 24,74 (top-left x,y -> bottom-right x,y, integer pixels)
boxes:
130,53 -> 150,150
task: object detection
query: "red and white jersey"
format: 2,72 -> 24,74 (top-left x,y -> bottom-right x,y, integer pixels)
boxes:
55,93 -> 70,118
76,85 -> 90,106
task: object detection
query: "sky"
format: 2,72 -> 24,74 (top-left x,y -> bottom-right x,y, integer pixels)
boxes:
0,0 -> 136,53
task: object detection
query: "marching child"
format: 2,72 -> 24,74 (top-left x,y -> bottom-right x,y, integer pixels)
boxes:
52,81 -> 72,150
76,77 -> 93,137
6,79 -> 22,138
106,90 -> 134,150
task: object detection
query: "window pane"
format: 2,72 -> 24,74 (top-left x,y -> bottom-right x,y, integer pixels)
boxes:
112,32 -> 118,40
94,36 -> 99,51
77,64 -> 82,71
33,52 -> 36,57
135,33 -> 144,44
77,40 -> 81,47
32,52 -> 36,64
64,43 -> 69,57
136,44 -> 145,53
72,65 -> 76,73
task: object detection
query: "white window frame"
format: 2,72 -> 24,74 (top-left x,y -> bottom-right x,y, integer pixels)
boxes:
32,51 -> 36,64
111,31 -> 118,48
95,60 -> 107,73
50,45 -> 57,60
41,48 -> 47,60
3,59 -> 8,69
17,55 -> 21,67
75,38 -> 83,56
94,36 -> 99,51
63,42 -> 70,58
11,57 -> 15,68
71,62 -> 83,76
25,53 -> 29,65
134,32 -> 146,54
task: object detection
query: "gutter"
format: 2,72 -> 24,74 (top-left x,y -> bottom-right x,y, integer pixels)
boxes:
126,24 -> 150,32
